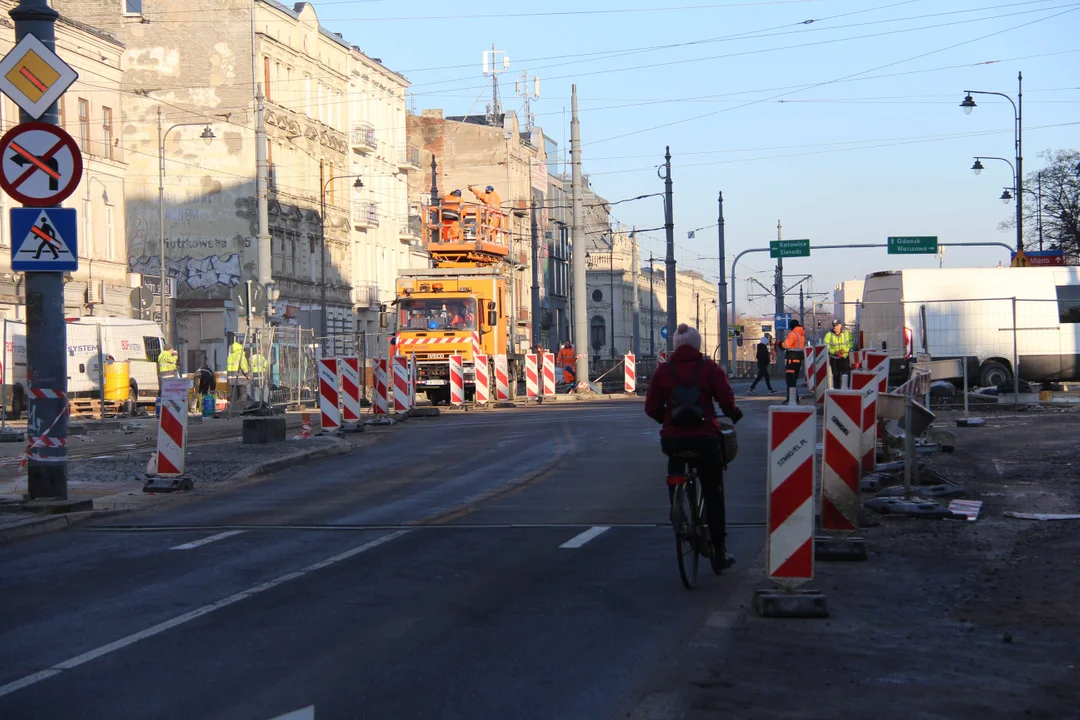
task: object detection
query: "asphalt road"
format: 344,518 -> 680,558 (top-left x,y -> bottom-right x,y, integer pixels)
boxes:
0,393 -> 771,720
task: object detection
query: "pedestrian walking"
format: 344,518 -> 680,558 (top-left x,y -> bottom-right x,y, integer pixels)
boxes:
747,337 -> 775,395
781,320 -> 806,403
824,319 -> 854,389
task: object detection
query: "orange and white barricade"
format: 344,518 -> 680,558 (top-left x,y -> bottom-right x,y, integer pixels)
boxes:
408,354 -> 417,408
494,354 -> 510,401
624,352 -> 636,394
340,356 -> 361,423
371,358 -> 389,416
392,355 -> 412,412
318,358 -> 340,432
293,413 -> 312,440
154,378 -> 190,475
864,351 -> 889,394
542,352 -> 556,397
804,346 -> 816,388
525,353 -> 539,399
474,353 -> 490,405
658,350 -> 668,363
895,368 -> 931,398
449,354 -> 464,406
765,406 -> 815,586
851,371 -> 879,473
821,390 -> 863,532
812,345 -> 828,404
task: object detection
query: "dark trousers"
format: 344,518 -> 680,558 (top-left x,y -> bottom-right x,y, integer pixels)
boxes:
784,356 -> 803,389
830,356 -> 851,389
749,362 -> 773,391
661,436 -> 727,545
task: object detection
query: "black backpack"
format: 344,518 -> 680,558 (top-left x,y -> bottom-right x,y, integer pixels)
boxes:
669,360 -> 706,426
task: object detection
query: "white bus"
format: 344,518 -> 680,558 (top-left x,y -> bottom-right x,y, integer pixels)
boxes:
2,317 -> 166,418
860,267 -> 1080,386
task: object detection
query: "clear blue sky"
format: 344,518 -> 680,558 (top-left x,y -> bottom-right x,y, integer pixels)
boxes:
314,0 -> 1079,317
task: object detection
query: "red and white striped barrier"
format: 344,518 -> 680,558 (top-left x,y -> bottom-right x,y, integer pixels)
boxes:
864,351 -> 889,394
154,378 -> 190,475
340,356 -> 361,423
624,352 -> 636,394
449,354 -> 464,406
895,368 -> 931,398
293,412 -> 312,440
658,350 -> 668,363
408,354 -> 417,408
474,353 -> 490,405
813,345 -> 828,404
525,353 -> 539,399
804,346 -> 816,389
850,371 -> 879,473
766,405 -> 816,587
20,388 -> 68,470
471,331 -> 482,361
821,390 -> 863,532
371,358 -> 389,416
392,355 -> 412,412
494,354 -> 510,401
318,358 -> 340,432
542,352 -> 556,397
27,388 -> 66,399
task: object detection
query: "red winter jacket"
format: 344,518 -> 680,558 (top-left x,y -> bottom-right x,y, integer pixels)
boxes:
645,345 -> 738,438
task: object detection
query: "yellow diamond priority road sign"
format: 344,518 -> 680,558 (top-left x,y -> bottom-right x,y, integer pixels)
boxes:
0,34 -> 78,120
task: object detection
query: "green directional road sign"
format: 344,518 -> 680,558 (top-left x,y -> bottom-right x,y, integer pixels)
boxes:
769,239 -> 810,259
887,236 -> 938,254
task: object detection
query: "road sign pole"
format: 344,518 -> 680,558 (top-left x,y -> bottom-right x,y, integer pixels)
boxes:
11,0 -> 67,499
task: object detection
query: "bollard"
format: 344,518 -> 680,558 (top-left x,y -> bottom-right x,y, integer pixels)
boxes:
851,371 -> 879,473
317,358 -> 341,433
293,412 -> 312,440
392,355 -> 412,413
542,352 -> 556,397
755,405 -> 827,618
494,354 -> 510,402
525,353 -> 539,400
816,390 -> 867,561
624,352 -> 636,394
340,356 -> 362,423
812,345 -> 828,405
474,354 -> 490,405
371,358 -> 389,416
449,354 -> 465,406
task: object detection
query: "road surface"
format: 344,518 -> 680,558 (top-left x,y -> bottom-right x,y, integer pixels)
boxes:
0,397 -> 770,719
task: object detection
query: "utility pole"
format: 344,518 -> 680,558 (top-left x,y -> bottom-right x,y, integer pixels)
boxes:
662,147 -> 676,351
1016,71 -> 1023,253
717,191 -> 729,372
482,45 -> 508,127
570,85 -> 589,389
429,154 -> 440,246
255,84 -> 272,320
774,219 -> 785,348
608,234 -> 614,358
648,253 -> 655,356
530,196 -> 541,348
799,286 -> 805,329
14,0 -> 67,499
630,230 -> 640,356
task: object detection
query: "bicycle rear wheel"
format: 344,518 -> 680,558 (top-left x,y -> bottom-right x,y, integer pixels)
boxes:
673,482 -> 699,589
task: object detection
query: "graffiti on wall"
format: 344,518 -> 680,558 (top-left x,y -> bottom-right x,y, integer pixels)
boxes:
130,254 -> 242,291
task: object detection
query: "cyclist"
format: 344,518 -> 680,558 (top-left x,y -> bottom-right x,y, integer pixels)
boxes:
645,323 -> 742,573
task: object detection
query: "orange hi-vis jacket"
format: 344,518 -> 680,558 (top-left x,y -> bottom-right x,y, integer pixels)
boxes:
781,325 -> 806,351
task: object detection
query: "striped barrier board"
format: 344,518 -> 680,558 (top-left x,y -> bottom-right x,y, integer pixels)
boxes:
766,405 -> 816,588
804,346 -> 815,389
864,351 -> 889,394
494,354 -> 510,401
449,354 -> 464,406
155,378 -> 190,475
542,352 -> 556,397
318,358 -> 341,432
624,352 -> 636,394
408,353 -> 417,408
371,358 -> 389,416
658,350 -> 668,363
821,390 -> 864,532
392,355 -> 412,412
813,345 -> 828,404
895,368 -> 931,398
340,356 -> 361,422
525,354 -> 539,398
474,354 -> 490,404
850,371 -> 879,473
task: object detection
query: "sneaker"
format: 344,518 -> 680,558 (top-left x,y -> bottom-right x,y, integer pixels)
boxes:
711,550 -> 735,575
747,387 -> 757,396
768,389 -> 776,394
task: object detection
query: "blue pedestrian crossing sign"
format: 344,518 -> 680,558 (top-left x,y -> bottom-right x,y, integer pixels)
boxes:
10,207 -> 77,271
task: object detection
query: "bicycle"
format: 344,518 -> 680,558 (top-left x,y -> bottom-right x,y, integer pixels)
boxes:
669,451 -> 717,590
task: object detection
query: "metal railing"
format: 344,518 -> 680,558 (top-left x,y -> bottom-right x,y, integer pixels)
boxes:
351,122 -> 376,149
355,284 -> 379,308
399,144 -> 420,168
352,200 -> 379,227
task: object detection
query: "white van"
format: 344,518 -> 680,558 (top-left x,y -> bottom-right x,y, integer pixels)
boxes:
860,267 -> 1080,386
2,317 -> 166,418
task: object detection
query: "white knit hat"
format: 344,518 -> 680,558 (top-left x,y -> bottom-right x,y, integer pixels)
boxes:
672,323 -> 701,351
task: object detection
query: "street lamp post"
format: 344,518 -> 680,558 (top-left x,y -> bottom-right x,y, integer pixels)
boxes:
320,174 -> 364,348
158,107 -> 214,343
704,299 -> 717,359
962,72 -> 1023,251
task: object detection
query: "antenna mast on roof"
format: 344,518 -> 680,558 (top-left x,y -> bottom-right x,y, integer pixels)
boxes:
481,44 -> 509,126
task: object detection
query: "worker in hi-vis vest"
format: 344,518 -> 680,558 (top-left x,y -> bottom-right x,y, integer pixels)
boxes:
157,344 -> 179,381
226,337 -> 250,402
824,319 -> 855,390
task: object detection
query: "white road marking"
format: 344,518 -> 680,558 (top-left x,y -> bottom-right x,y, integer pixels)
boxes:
0,531 -> 410,699
170,530 -> 245,550
559,526 -> 610,549
270,706 -> 315,720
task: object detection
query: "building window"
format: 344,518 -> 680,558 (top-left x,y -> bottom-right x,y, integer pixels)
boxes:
105,206 -> 115,260
590,316 -> 606,351
592,289 -> 603,302
1056,286 -> 1080,323
124,0 -> 142,15
102,107 -> 113,160
77,98 -> 89,152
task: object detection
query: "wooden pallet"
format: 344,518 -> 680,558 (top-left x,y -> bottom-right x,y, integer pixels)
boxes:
69,399 -> 126,419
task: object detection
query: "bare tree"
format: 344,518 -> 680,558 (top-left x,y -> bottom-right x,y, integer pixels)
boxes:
1000,149 -> 1080,262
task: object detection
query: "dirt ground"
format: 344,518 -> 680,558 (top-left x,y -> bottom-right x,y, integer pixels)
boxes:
633,406 -> 1080,720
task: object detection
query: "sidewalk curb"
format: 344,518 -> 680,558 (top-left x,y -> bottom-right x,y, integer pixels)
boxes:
0,508 -> 123,545
225,438 -> 354,483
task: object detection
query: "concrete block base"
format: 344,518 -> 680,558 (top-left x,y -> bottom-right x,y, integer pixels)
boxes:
340,422 -> 365,434
956,417 -> 985,427
143,476 -> 194,493
754,588 -> 829,618
410,407 -> 441,418
21,498 -> 94,514
242,417 -> 286,444
494,401 -> 516,409
814,535 -> 868,561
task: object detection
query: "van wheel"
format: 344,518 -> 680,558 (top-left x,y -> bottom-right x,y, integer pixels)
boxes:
979,360 -> 1012,388
8,386 -> 24,421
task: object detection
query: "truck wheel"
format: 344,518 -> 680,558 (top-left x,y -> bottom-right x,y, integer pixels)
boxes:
127,381 -> 139,416
8,386 -> 24,421
979,360 -> 1012,388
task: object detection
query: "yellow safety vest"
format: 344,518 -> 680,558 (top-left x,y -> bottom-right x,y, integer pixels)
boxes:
226,343 -> 249,373
250,353 -> 269,373
157,349 -> 177,373
824,330 -> 853,357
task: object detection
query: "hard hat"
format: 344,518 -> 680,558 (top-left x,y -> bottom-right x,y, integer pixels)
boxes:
486,185 -> 494,192
451,189 -> 462,196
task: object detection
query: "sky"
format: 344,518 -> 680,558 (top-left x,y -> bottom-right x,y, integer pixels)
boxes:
311,0 -> 1079,318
